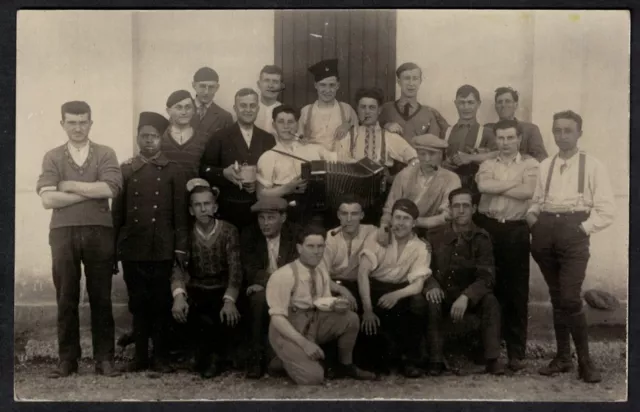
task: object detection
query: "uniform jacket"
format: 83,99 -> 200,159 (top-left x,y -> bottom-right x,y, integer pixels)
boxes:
112,153 -> 188,261
425,222 -> 495,305
191,101 -> 233,138
240,222 -> 300,287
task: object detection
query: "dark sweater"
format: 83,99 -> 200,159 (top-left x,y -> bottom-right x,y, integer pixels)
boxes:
161,128 -> 211,181
36,141 -> 122,229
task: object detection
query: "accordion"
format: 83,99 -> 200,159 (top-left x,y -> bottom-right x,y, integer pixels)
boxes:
300,157 -> 386,211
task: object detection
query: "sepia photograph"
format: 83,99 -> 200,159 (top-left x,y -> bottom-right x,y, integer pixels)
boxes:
13,9 -> 629,401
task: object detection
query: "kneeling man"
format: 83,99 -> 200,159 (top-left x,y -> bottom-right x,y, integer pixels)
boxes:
266,225 -> 375,385
424,187 -> 505,376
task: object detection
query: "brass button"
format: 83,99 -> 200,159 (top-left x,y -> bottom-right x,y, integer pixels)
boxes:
153,205 -> 158,209
134,192 -> 139,196
134,206 -> 138,210
134,219 -> 138,223
157,177 -> 161,181
152,218 -> 156,222
155,191 -> 159,195
133,179 -> 137,182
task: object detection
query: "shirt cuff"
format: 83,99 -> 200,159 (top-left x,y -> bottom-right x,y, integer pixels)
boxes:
38,186 -> 57,196
360,249 -> 378,271
172,288 -> 187,298
581,222 -> 592,235
174,250 -> 187,255
407,270 -> 431,284
268,308 -> 288,317
223,294 -> 236,303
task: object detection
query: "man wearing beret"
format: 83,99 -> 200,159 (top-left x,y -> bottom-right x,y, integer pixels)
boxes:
112,112 -> 189,373
240,196 -> 300,378
191,67 -> 233,137
381,133 -> 461,246
161,90 -> 212,181
379,62 -> 450,141
200,88 -> 276,232
424,187 -> 505,376
358,199 -> 431,377
475,119 -> 539,372
297,58 -> 359,152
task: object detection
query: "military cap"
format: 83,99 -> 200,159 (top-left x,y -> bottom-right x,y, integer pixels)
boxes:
193,67 -> 219,83
308,59 -> 339,83
251,196 -> 288,213
166,90 -> 193,108
584,289 -> 620,311
391,198 -> 419,220
411,133 -> 448,151
137,111 -> 170,135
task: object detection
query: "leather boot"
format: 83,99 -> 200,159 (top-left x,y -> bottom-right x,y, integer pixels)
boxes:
569,311 -> 602,383
540,310 -> 574,376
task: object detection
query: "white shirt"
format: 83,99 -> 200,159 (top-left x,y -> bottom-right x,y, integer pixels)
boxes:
527,150 -> 616,235
266,234 -> 281,274
298,101 -> 347,151
170,126 -> 194,145
323,224 -> 378,281
239,125 -> 254,148
360,234 -> 432,284
256,100 -> 281,136
335,124 -> 417,166
266,260 -> 333,316
67,141 -> 90,166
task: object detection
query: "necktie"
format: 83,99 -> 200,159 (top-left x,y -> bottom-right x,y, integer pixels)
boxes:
309,268 -> 318,300
560,162 -> 567,174
403,102 -> 411,119
364,127 -> 376,160
199,104 -> 207,119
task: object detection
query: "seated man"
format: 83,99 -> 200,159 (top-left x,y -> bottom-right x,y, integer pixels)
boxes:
358,199 -> 431,378
256,104 -> 338,227
266,225 -> 375,385
170,179 -> 243,379
241,196 -> 300,379
424,187 -> 505,376
323,193 -> 378,306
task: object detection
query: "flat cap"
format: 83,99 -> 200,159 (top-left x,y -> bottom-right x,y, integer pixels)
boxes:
584,289 -> 620,311
250,196 -> 288,213
308,58 -> 339,82
392,198 -> 419,220
193,67 -> 219,83
166,90 -> 193,109
137,112 -> 169,135
411,133 -> 448,151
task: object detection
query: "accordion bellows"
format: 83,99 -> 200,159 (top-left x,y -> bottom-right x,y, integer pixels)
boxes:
301,158 -> 386,211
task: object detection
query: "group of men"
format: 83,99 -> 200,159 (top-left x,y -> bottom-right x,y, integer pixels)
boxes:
37,58 -> 616,386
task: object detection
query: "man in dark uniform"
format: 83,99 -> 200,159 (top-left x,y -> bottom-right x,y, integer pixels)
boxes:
484,87 -> 548,162
191,67 -> 233,137
112,112 -> 189,373
241,196 -> 299,378
424,187 -> 505,376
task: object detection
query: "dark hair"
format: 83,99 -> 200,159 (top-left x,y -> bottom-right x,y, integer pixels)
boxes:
296,224 -> 327,245
455,85 -> 481,103
553,110 -> 583,132
189,185 -> 219,204
493,119 -> 523,136
355,87 -> 385,107
395,62 -> 422,79
494,87 -> 519,103
234,88 -> 259,101
61,101 -> 91,121
260,65 -> 283,79
337,193 -> 365,210
272,104 -> 299,122
448,187 -> 477,206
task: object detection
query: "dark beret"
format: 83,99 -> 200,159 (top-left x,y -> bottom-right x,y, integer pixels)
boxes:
584,289 -> 620,311
193,67 -> 219,83
166,90 -> 193,109
391,198 -> 419,220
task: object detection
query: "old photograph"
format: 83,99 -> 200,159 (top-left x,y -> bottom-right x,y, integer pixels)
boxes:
14,9 -> 629,401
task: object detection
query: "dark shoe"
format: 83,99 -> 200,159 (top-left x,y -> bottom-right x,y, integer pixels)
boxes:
47,361 -> 78,379
121,359 -> 149,373
485,359 -> 506,375
200,362 -> 219,379
151,359 -> 175,374
401,363 -> 424,378
579,361 -> 602,383
508,358 -> 527,372
539,357 -> 574,376
427,362 -> 446,376
334,363 -> 377,380
246,358 -> 264,379
117,331 -> 135,348
95,361 -> 122,377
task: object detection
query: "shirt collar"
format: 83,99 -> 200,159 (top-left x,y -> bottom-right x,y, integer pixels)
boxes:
67,140 -> 90,152
497,152 -> 522,164
456,118 -> 479,127
397,97 -> 418,109
132,152 -> 169,171
195,99 -> 213,110
443,222 -> 482,244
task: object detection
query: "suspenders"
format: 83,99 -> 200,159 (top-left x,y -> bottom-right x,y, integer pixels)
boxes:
444,125 -> 484,151
304,102 -> 355,148
542,152 -> 587,206
288,261 -> 325,309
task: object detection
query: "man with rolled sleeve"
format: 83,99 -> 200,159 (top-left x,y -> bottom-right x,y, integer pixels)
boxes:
37,101 -> 123,378
527,110 -> 615,383
424,187 -> 504,376
112,112 -> 189,373
266,225 -> 375,385
475,119 -> 539,372
241,196 -> 299,378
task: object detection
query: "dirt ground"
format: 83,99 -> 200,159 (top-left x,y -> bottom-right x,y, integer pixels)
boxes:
14,341 -> 627,401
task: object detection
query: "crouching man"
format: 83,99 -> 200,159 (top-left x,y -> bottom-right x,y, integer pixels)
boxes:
424,187 -> 505,376
266,225 -> 376,385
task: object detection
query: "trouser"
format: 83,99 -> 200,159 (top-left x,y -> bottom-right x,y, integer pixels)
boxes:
121,260 -> 173,363
475,213 -> 530,360
359,279 -> 425,369
426,293 -> 502,363
49,226 -> 116,363
269,308 -> 359,385
248,290 -> 270,360
187,287 -> 236,369
531,212 -> 591,362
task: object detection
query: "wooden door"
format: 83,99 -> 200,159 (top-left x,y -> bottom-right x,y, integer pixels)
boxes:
275,10 -> 397,111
